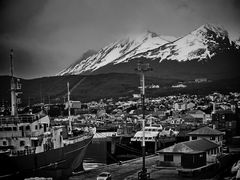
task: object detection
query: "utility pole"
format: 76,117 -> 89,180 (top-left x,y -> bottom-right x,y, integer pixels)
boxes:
67,82 -> 72,134
40,83 -> 42,103
136,60 -> 152,180
28,96 -> 31,107
48,94 -> 51,104
10,49 -> 18,116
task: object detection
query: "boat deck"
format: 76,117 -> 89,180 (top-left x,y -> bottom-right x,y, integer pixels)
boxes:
0,114 -> 43,124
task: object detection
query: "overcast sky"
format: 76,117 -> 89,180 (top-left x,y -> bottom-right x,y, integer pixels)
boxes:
0,0 -> 239,79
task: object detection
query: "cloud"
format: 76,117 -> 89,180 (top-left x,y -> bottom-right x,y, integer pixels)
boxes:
0,0 -> 240,78
233,0 -> 240,9
0,0 -> 47,35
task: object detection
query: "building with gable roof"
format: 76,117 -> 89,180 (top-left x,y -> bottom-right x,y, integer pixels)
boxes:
173,102 -> 195,111
188,126 -> 224,149
188,109 -> 206,120
157,138 -> 220,167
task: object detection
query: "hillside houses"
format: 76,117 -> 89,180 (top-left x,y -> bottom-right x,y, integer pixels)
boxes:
44,92 -> 240,149
181,110 -> 207,125
173,102 -> 195,111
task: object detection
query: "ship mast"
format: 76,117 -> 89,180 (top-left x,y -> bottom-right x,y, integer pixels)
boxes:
67,82 -> 72,134
10,49 -> 18,116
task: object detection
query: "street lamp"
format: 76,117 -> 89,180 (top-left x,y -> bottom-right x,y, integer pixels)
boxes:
136,61 -> 152,180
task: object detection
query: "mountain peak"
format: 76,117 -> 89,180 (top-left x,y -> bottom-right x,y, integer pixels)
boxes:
124,31 -> 160,43
57,24 -> 238,76
193,23 -> 228,38
146,30 -> 159,38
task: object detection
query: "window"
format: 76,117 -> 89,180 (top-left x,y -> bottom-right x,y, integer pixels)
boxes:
210,149 -> 213,154
26,125 -> 30,130
192,136 -> 197,140
210,136 -> 216,140
13,127 -> 17,131
213,148 -> 216,154
164,154 -> 173,162
228,122 -> 232,127
20,141 -> 25,146
4,127 -> 12,131
35,125 -> 38,130
2,141 -> 7,146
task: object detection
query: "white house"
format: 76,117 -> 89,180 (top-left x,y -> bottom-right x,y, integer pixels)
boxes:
188,126 -> 224,150
173,102 -> 195,111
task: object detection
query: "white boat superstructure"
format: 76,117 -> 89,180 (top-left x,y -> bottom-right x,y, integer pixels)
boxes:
0,112 -> 88,156
131,125 -> 163,142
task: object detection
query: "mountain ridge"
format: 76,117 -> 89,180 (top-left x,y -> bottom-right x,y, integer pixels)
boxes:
57,24 -> 240,79
1,74 -> 240,104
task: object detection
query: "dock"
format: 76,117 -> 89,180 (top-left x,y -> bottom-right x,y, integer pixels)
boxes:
69,155 -> 191,180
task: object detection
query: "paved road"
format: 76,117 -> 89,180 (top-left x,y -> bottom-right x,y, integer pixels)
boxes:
69,155 -> 192,180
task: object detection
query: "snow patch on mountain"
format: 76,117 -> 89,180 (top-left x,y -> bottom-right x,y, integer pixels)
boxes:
57,31 -> 169,75
159,35 -> 177,42
234,38 -> 240,49
58,49 -> 97,76
134,24 -> 229,62
57,24 -> 234,76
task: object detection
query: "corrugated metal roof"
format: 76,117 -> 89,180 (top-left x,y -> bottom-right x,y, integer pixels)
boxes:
184,138 -> 219,151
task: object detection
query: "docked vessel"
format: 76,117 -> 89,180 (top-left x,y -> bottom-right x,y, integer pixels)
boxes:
130,124 -> 178,153
0,50 -> 93,179
130,125 -> 163,153
130,125 -> 163,143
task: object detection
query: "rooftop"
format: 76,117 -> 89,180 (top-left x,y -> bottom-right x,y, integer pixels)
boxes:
188,126 -> 224,136
158,138 -> 219,154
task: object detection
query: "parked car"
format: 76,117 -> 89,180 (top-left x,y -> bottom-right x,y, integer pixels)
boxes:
97,172 -> 112,180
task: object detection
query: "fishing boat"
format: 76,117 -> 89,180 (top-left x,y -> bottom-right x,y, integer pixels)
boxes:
130,125 -> 163,143
0,49 -> 94,179
130,125 -> 163,153
130,124 -> 178,153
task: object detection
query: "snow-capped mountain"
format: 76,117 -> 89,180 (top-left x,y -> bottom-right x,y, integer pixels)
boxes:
134,24 -> 231,61
234,38 -> 240,49
57,31 -> 172,75
58,24 -> 239,78
58,49 -> 97,76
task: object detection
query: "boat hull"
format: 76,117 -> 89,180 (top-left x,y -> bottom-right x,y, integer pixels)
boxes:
0,135 -> 93,180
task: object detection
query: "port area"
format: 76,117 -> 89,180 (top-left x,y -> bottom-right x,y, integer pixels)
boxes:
69,155 -> 194,180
